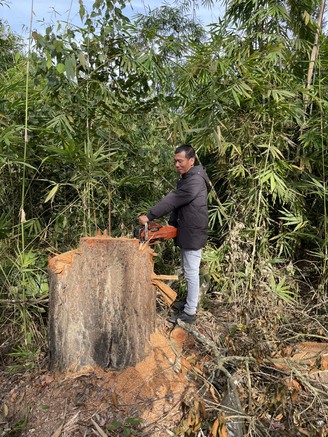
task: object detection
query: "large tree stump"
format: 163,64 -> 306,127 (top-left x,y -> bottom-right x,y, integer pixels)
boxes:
48,236 -> 156,372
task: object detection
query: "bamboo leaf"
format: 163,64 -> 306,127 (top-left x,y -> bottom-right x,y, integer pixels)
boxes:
44,184 -> 60,203
303,10 -> 310,26
65,55 -> 76,80
78,52 -> 87,69
15,161 -> 37,170
79,2 -> 86,20
231,89 -> 240,106
56,63 -> 66,74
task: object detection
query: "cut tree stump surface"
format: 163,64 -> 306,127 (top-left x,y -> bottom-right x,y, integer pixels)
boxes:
48,236 -> 156,372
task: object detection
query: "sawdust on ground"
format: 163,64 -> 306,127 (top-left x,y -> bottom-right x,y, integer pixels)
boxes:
0,326 -> 199,436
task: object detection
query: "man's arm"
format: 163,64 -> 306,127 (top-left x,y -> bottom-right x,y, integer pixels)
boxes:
149,176 -> 204,219
139,175 -> 204,223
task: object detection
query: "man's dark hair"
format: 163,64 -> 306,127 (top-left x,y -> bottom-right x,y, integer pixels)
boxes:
175,144 -> 195,159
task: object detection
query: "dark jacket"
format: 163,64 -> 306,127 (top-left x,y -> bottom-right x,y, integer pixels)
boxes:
147,165 -> 210,249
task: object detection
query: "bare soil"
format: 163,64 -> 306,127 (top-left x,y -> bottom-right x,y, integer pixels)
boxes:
0,320 -> 201,436
1,301 -> 328,437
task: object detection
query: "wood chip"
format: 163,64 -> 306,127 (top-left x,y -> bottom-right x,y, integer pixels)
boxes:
152,279 -> 177,306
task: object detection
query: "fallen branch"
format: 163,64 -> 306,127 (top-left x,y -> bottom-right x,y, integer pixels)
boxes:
177,319 -> 255,376
176,319 -> 256,436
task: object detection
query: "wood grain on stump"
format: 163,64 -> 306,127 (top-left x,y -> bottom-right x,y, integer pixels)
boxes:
48,236 -> 156,372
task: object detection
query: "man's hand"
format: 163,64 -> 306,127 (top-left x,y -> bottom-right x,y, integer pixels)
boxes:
138,215 -> 149,225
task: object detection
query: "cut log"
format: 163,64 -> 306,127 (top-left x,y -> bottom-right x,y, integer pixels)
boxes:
48,236 -> 156,372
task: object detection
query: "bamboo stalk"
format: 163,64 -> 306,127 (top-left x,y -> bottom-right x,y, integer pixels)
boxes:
305,0 -> 326,101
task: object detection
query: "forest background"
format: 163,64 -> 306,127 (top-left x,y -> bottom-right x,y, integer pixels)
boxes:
0,0 -> 328,435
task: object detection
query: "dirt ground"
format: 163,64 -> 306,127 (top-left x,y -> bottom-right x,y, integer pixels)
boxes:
1,303 -> 328,437
0,319 -> 205,437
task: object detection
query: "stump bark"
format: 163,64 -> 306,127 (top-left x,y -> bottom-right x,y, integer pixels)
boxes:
48,236 -> 156,372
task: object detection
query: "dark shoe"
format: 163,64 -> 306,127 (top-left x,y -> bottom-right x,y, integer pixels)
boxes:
171,300 -> 186,311
167,311 -> 196,324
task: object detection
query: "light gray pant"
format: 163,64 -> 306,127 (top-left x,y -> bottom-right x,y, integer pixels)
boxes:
181,248 -> 202,315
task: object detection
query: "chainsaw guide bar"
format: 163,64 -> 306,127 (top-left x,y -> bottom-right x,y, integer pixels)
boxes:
134,221 -> 177,245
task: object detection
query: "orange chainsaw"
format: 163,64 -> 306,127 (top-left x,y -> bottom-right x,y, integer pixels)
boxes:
134,221 -> 177,245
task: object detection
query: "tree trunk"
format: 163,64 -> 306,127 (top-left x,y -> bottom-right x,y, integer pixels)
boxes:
48,236 -> 156,372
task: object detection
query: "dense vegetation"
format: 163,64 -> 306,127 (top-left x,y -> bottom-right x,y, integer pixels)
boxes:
1,0 -> 327,434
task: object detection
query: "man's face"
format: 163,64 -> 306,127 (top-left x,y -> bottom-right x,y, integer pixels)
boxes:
174,151 -> 195,175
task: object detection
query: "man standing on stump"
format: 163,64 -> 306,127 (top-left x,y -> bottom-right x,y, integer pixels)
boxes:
138,144 -> 210,324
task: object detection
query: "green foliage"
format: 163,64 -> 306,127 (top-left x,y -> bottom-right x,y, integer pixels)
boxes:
0,20 -> 23,71
267,274 -> 296,302
172,0 -> 328,297
0,0 -> 327,380
6,345 -> 40,372
107,417 -> 142,436
0,247 -> 48,356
